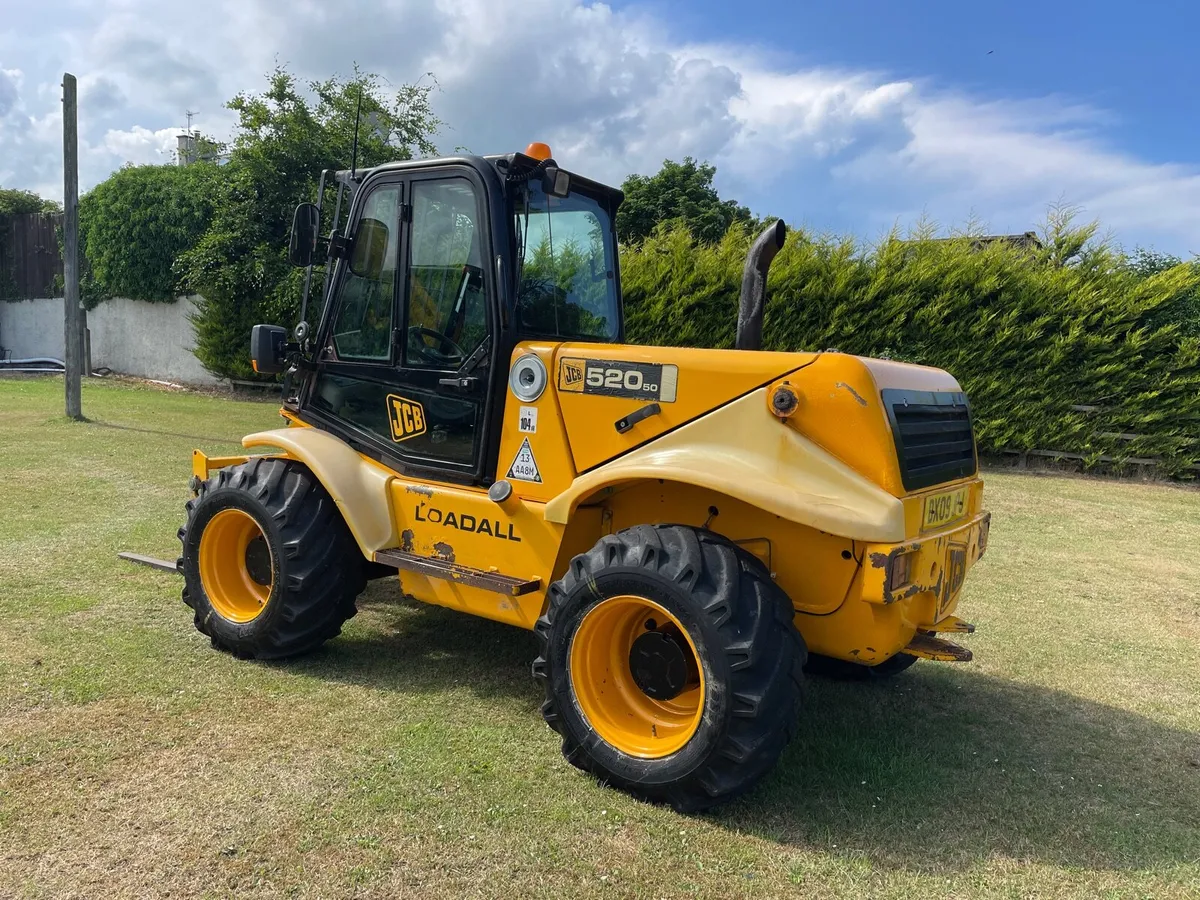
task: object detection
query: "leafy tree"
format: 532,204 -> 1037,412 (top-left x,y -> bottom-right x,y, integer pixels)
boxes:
616,158 -> 755,245
1125,247 -> 1184,279
178,67 -> 440,379
0,187 -> 60,218
78,163 -> 220,304
1123,247 -> 1200,338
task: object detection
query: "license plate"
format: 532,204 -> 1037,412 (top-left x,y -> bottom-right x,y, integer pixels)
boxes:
922,487 -> 968,531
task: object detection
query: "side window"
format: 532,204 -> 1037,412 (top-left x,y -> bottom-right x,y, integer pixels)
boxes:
403,179 -> 488,369
331,186 -> 401,362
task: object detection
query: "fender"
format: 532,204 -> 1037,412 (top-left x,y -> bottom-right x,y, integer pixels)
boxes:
544,388 -> 906,543
242,428 -> 397,556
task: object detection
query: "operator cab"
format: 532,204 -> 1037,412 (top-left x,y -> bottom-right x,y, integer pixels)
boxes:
251,143 -> 624,486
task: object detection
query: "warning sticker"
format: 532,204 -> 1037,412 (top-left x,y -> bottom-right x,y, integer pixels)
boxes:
558,358 -> 678,402
518,405 -> 538,433
506,437 -> 542,483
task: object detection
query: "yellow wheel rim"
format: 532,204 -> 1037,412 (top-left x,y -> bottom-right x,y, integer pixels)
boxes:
569,595 -> 705,758
198,508 -> 274,623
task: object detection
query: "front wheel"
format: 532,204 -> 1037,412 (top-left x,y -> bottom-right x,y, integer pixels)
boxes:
534,525 -> 805,812
178,457 -> 366,659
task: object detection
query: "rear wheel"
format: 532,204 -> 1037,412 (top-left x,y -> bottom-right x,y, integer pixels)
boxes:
534,524 -> 805,812
868,651 -> 919,677
178,457 -> 366,659
805,649 -> 919,679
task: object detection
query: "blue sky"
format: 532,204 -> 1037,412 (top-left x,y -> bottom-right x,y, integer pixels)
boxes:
638,0 -> 1198,162
1,0 -> 1197,254
622,0 -> 1200,248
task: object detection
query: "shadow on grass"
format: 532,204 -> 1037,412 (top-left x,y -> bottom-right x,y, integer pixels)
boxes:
722,667 -> 1200,874
292,595 -> 1200,874
288,594 -> 542,707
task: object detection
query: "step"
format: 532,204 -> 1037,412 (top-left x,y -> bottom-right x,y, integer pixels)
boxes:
373,548 -> 541,597
901,632 -> 973,662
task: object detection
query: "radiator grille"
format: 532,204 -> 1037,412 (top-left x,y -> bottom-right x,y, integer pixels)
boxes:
883,389 -> 977,491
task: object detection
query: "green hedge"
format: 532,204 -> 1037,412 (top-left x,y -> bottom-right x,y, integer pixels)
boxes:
78,163 -> 220,307
621,226 -> 1200,475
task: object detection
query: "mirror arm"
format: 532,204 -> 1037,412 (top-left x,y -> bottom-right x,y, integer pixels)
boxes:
329,233 -> 351,259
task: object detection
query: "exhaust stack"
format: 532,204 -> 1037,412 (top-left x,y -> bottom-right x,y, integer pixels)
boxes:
736,219 -> 787,350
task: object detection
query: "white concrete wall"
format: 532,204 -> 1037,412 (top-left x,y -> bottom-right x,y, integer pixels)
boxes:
0,295 -> 223,387
0,296 -> 63,360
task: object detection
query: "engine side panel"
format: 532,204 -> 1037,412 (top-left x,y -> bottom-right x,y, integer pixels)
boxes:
551,343 -> 818,473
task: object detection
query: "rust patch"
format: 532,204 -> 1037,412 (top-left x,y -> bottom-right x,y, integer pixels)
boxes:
905,632 -> 973,662
889,582 -> 924,604
433,541 -> 455,563
869,551 -> 891,569
405,483 -> 434,497
834,381 -> 868,407
400,529 -> 414,553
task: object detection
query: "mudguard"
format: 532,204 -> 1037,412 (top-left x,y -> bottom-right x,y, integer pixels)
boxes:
543,388 -> 906,543
242,428 -> 397,556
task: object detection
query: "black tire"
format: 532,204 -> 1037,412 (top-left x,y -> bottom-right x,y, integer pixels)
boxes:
534,524 -> 806,812
805,649 -> 919,679
868,651 -> 919,677
178,457 -> 366,659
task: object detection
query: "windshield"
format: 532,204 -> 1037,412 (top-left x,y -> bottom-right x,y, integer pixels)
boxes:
513,180 -> 620,341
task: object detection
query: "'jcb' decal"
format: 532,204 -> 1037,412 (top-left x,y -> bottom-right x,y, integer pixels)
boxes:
558,358 -> 678,402
387,394 -> 427,442
560,359 -> 585,389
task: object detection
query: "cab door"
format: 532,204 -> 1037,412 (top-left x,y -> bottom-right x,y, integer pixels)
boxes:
305,167 -> 497,484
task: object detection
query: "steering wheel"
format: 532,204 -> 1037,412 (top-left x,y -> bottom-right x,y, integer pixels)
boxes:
407,326 -> 466,367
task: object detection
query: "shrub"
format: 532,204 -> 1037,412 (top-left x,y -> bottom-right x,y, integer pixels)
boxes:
78,163 -> 220,306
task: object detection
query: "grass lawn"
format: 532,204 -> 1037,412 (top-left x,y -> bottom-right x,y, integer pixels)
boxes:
1,375 -> 1198,899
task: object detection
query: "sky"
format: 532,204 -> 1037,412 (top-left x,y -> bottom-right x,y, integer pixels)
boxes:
0,0 -> 1197,254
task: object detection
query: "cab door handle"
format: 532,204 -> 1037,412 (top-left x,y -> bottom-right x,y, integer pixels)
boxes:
438,376 -> 478,391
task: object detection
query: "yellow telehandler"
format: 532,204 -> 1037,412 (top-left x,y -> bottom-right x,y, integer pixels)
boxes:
178,142 -> 990,810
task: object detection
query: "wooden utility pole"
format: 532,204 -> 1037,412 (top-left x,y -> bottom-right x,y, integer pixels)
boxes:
62,72 -> 82,419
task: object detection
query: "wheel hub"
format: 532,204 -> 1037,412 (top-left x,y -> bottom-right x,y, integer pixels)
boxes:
245,536 -> 272,586
629,631 -> 690,700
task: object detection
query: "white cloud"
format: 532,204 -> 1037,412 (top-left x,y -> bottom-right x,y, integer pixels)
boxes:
99,125 -> 180,165
0,68 -> 22,118
0,0 -> 1196,253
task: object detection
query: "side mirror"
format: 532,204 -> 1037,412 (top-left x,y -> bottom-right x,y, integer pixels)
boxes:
250,324 -> 288,375
349,217 -> 390,279
288,202 -> 320,268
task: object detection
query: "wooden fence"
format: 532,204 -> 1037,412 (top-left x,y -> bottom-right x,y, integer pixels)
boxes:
0,212 -> 63,300
996,405 -> 1199,474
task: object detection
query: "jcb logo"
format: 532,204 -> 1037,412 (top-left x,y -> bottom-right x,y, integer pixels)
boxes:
387,394 -> 427,442
560,360 -> 584,388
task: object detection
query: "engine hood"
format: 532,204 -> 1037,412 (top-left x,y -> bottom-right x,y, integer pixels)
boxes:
785,354 -> 968,497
